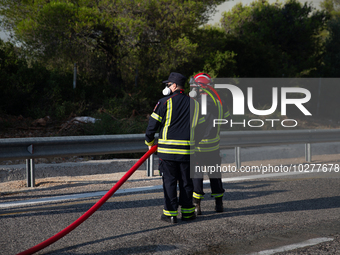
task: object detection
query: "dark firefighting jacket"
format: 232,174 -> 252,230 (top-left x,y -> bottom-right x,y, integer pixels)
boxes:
145,89 -> 204,162
195,91 -> 230,153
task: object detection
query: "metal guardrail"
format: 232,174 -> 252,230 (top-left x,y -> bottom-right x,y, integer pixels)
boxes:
219,129 -> 340,169
0,134 -> 155,187
0,134 -> 149,160
219,129 -> 340,148
1,129 -> 340,187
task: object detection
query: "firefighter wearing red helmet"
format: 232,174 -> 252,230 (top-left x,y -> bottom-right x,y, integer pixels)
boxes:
189,72 -> 231,214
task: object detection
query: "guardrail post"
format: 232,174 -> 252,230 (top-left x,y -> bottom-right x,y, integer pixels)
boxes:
305,143 -> 311,162
26,159 -> 35,187
146,154 -> 154,177
235,147 -> 241,169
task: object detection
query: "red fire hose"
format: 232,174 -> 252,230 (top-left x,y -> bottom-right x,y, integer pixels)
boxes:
17,144 -> 158,255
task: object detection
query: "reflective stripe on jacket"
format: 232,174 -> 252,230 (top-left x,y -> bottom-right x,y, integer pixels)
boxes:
195,94 -> 230,153
145,90 -> 203,161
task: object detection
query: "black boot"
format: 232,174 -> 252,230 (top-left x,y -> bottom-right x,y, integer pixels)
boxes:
181,214 -> 196,221
215,197 -> 223,212
161,214 -> 177,224
193,198 -> 202,215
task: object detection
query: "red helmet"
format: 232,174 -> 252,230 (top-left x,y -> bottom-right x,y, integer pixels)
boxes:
190,73 -> 212,88
189,73 -> 223,106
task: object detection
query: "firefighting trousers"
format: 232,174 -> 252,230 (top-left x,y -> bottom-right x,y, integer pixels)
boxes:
159,159 -> 195,218
192,151 -> 225,200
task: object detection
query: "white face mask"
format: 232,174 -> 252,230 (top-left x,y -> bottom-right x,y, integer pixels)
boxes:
189,88 -> 197,98
162,86 -> 171,96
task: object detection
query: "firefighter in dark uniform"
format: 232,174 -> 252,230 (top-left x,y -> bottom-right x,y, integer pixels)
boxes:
145,72 -> 204,224
189,73 -> 231,215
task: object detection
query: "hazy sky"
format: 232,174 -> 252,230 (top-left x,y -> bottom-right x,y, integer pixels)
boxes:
0,30 -> 9,41
208,0 -> 324,25
0,0 -> 324,41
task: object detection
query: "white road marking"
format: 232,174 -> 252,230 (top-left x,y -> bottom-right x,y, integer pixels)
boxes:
249,237 -> 334,255
0,171 -> 307,209
0,185 -> 163,208
220,171 -> 306,183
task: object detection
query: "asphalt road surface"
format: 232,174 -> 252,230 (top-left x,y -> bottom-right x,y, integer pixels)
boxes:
1,163 -> 340,255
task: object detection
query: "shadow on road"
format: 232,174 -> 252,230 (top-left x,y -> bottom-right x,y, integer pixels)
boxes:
44,225 -> 179,255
